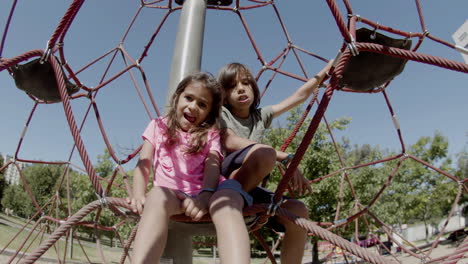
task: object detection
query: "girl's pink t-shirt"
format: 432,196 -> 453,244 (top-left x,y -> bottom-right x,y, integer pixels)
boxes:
142,118 -> 224,195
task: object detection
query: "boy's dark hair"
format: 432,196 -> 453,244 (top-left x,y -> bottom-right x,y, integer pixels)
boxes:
217,62 -> 260,113
166,72 -> 223,154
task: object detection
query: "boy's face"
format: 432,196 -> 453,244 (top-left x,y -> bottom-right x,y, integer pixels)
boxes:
176,82 -> 213,132
225,74 -> 255,117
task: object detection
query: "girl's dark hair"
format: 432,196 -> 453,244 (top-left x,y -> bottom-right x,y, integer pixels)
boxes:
217,62 -> 260,113
165,72 -> 223,154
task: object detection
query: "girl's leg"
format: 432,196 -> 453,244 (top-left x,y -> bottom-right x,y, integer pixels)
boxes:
209,189 -> 250,264
229,144 -> 276,192
276,199 -> 309,264
132,187 -> 183,264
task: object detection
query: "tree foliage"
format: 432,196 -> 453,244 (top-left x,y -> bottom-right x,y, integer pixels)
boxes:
454,144 -> 468,212
1,163 -> 64,218
265,108 -> 350,223
0,150 -> 133,243
263,108 -> 461,249
0,154 -> 5,209
65,149 -> 133,242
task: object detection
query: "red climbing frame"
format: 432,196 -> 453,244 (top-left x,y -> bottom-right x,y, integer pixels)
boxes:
0,0 -> 467,263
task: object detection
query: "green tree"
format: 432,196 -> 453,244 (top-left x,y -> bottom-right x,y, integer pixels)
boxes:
95,149 -> 115,178
65,149 -> 133,245
341,143 -> 392,227
2,185 -> 34,217
1,163 -> 64,218
0,156 -> 134,247
454,144 -> 467,213
382,132 -> 456,241
263,107 -> 351,263
262,109 -> 459,260
0,154 -> 5,210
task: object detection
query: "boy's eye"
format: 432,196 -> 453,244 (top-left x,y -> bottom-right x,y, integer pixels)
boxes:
185,95 -> 193,101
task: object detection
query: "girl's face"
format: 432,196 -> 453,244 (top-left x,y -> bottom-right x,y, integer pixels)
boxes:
176,81 -> 213,132
225,74 -> 254,117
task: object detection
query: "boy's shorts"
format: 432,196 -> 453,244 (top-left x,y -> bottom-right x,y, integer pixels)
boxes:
221,144 -> 286,232
217,179 -> 253,206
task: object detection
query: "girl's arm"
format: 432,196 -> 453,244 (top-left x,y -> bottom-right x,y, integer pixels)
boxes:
271,60 -> 333,118
129,140 -> 154,214
202,150 -> 222,190
179,150 -> 221,220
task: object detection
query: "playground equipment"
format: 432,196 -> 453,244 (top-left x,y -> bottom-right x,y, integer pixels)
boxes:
1,0 -> 467,263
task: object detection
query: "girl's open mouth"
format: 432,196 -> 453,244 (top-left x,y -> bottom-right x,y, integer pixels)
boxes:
238,95 -> 249,103
184,113 -> 196,123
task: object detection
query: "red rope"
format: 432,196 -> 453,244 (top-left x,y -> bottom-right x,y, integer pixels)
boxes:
0,2 -> 466,264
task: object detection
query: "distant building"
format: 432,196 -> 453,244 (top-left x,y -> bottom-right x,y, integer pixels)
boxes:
452,20 -> 468,63
1,154 -> 26,185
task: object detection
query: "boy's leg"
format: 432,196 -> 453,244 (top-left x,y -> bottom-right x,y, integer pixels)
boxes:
228,144 -> 276,192
132,187 -> 183,264
250,187 -> 309,264
276,199 -> 309,264
209,188 -> 250,264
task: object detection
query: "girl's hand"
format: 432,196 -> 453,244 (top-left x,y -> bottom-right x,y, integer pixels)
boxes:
126,195 -> 146,215
176,192 -> 210,221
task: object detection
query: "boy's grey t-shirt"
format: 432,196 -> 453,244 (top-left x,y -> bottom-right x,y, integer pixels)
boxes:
220,105 -> 274,144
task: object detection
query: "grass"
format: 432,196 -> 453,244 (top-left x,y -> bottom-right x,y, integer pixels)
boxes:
0,214 -> 125,263
1,213 -> 271,263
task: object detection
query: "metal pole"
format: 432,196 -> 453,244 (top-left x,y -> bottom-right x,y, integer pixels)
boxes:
165,0 -> 207,108
68,228 -> 73,259
213,245 -> 216,263
163,0 -> 207,263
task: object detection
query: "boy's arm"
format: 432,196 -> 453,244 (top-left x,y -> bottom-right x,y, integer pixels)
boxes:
221,128 -> 258,153
271,60 -> 333,118
129,140 -> 154,214
223,127 -> 289,162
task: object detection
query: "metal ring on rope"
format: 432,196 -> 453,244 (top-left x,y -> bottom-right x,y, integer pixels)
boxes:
267,196 -> 283,217
39,41 -> 52,64
347,36 -> 359,56
95,190 -> 109,208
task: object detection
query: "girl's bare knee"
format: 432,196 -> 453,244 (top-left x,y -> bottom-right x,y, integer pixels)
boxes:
145,187 -> 179,213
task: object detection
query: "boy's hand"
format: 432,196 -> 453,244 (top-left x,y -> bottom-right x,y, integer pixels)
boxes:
176,192 -> 210,221
290,169 -> 313,196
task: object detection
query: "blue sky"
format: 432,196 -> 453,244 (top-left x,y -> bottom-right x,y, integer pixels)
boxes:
0,0 -> 467,171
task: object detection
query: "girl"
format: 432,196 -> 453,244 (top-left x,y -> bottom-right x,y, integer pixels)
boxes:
216,60 -> 334,264
128,72 -> 250,264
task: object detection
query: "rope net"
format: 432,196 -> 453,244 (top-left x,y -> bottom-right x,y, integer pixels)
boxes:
0,0 -> 467,263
